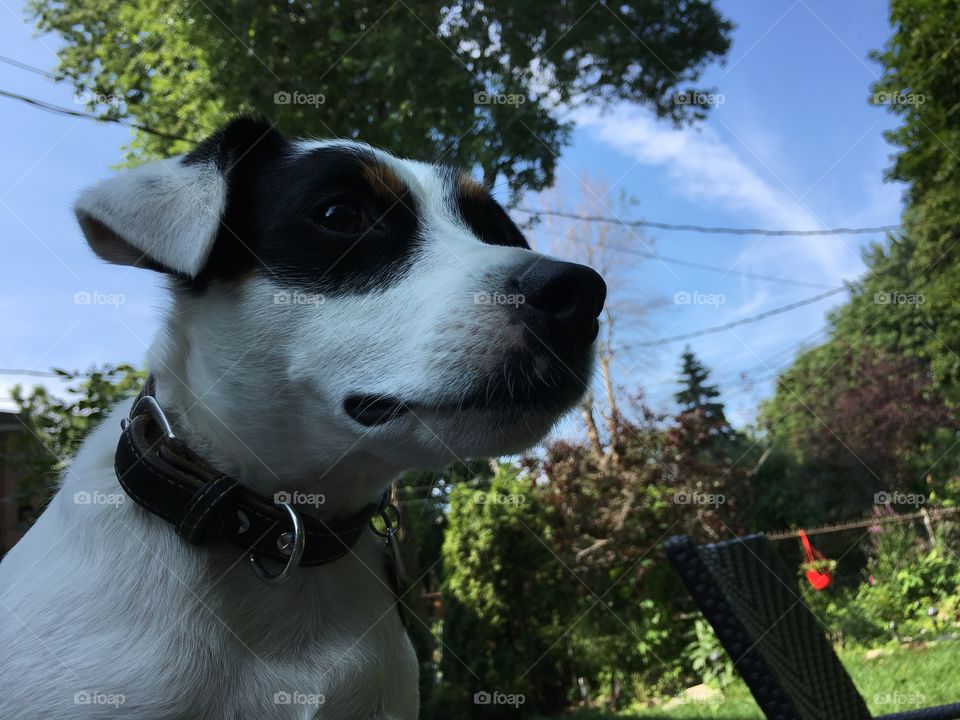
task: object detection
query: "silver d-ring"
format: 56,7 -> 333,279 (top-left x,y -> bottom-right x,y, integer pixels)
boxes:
130,396 -> 176,440
249,502 -> 305,585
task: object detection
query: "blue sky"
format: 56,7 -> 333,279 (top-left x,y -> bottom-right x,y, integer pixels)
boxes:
0,0 -> 904,427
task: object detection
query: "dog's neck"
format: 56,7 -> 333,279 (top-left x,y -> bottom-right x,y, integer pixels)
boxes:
143,308 -> 399,519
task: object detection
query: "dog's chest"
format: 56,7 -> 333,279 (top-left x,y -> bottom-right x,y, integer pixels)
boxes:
185,543 -> 418,719
0,419 -> 419,720
115,533 -> 420,720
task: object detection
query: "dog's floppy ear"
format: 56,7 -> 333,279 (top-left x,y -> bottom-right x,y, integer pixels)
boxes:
75,117 -> 282,277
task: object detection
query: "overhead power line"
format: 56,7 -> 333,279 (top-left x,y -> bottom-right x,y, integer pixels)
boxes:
2,289 -> 845,378
520,207 -> 900,237
600,241 -> 838,289
536,231 -> 838,288
0,54 -> 56,79
714,326 -> 829,386
0,88 -> 196,143
625,286 -> 848,349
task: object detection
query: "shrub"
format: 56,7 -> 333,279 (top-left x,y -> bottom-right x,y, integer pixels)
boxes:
434,464 -> 578,719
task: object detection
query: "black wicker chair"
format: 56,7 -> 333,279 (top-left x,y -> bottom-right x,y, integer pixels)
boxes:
665,533 -> 960,720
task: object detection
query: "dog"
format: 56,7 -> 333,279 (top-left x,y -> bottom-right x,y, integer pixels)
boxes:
0,117 -> 605,719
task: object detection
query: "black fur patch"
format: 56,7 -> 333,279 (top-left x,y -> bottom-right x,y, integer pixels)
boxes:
447,171 -> 529,250
183,118 -> 421,296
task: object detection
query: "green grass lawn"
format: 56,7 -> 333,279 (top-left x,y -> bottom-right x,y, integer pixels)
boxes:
548,639 -> 960,719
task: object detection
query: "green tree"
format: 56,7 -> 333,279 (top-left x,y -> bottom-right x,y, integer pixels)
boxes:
761,346 -> 955,525
758,0 -> 960,528
30,0 -> 732,195
867,0 -> 960,397
668,350 -> 766,535
537,417 -> 695,707
674,347 -> 727,427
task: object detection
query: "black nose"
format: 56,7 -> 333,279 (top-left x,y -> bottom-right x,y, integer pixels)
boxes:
515,259 -> 606,347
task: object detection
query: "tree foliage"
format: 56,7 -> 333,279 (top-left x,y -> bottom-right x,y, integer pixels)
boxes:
763,347 -> 955,523
761,0 -> 960,526
30,0 -> 732,195
8,365 -> 145,523
675,347 -> 722,416
866,0 -> 960,396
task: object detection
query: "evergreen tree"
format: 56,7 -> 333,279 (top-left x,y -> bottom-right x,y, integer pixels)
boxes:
674,347 -> 727,429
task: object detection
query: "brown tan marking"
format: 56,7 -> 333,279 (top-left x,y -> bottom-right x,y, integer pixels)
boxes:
361,160 -> 409,203
456,172 -> 490,202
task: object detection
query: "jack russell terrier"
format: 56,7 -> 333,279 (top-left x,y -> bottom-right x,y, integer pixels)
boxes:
0,117 -> 605,719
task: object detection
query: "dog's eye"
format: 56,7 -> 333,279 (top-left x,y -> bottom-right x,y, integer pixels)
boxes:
311,197 -> 371,235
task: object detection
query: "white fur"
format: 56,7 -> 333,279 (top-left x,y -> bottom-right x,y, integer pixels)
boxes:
0,407 -> 417,719
0,138 -> 576,719
75,156 -> 227,276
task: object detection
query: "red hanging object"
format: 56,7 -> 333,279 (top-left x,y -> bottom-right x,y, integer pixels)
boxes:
799,529 -> 833,591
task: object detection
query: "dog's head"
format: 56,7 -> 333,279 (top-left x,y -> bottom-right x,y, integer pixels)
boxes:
76,118 -> 604,496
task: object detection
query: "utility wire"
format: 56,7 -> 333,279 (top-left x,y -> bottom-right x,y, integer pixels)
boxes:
624,286 -> 848,349
0,296 -> 847,377
0,54 -> 56,79
1,55 -> 213,138
520,207 -> 900,237
0,369 -> 137,378
2,291 -> 849,377
598,240 -> 839,289
0,88 -> 196,143
714,327 -> 829,386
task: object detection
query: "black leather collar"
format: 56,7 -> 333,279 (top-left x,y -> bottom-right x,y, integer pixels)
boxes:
114,377 -> 387,568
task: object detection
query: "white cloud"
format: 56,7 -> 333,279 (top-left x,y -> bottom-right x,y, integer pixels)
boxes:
571,104 -> 865,284
574,105 -> 818,227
